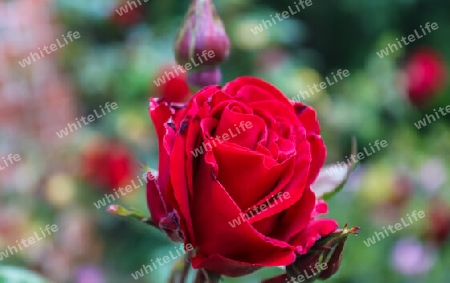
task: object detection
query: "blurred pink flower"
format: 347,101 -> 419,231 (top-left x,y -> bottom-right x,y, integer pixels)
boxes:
391,237 -> 435,276
75,265 -> 105,283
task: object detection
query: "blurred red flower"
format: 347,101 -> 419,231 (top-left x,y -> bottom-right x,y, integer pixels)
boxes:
405,48 -> 446,106
424,197 -> 450,246
111,1 -> 146,27
152,64 -> 192,103
82,138 -> 136,191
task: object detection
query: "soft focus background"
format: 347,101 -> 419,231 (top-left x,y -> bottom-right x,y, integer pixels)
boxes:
0,0 -> 449,282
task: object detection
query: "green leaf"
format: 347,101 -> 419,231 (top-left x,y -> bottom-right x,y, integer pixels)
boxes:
106,204 -> 159,229
0,266 -> 48,283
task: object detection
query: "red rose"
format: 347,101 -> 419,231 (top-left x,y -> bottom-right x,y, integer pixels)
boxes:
405,48 -> 446,106
111,2 -> 146,27
82,138 -> 136,191
152,64 -> 192,103
147,77 -> 338,277
424,197 -> 450,246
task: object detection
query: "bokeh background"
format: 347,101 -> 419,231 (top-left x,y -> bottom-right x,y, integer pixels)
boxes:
0,0 -> 449,282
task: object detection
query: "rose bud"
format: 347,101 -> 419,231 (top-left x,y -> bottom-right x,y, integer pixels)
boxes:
405,48 -> 446,107
174,0 -> 230,67
153,64 -> 192,103
147,77 -> 339,277
174,0 -> 230,87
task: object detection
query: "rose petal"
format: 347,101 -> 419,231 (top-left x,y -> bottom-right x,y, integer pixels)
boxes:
223,77 -> 293,108
168,134 -> 197,246
305,135 -> 326,188
191,159 -> 295,275
149,99 -> 173,190
294,103 -> 320,136
270,187 -> 316,241
214,108 -> 266,150
146,172 -> 170,225
290,218 -> 339,254
247,138 -> 311,223
213,142 -> 288,211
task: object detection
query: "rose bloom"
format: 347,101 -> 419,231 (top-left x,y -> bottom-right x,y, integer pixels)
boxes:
147,77 -> 338,276
111,2 -> 146,27
405,48 -> 446,106
153,64 -> 192,103
82,138 -> 136,191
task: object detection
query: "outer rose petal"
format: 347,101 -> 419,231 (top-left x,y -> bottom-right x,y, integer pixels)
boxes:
191,158 -> 296,276
270,188 -> 316,241
293,103 -> 326,186
290,219 -> 339,254
305,135 -> 326,188
147,99 -> 177,223
293,103 -> 320,136
146,172 -> 169,226
149,99 -> 179,190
